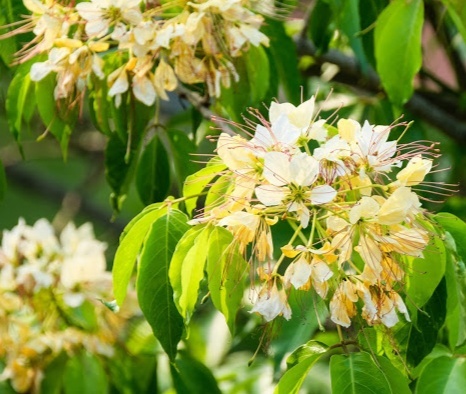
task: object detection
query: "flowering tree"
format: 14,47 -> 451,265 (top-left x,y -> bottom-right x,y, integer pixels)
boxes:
1,0 -> 466,393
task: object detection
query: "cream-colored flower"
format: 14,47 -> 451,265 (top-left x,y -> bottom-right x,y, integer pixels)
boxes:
255,151 -> 336,228
394,155 -> 432,187
76,0 -> 143,38
250,280 -> 291,321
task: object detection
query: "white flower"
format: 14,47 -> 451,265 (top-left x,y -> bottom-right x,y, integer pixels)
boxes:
255,151 -> 336,227
377,187 -> 421,225
250,281 -> 291,321
59,222 -> 107,289
77,0 -> 143,38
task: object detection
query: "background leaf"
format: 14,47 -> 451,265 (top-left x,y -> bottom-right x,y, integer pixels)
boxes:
63,351 -> 108,394
136,134 -> 171,205
374,0 -> 424,105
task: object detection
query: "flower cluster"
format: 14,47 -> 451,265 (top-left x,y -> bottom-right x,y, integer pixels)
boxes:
192,96 -> 442,329
0,219 -> 138,393
3,0 -> 270,104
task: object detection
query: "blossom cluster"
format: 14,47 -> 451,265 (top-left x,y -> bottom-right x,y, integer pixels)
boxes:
3,0 -> 271,104
0,219 -> 137,393
192,96 -> 441,329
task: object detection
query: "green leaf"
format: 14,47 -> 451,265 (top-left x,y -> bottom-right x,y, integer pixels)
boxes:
206,226 -> 246,333
359,0 -> 388,67
137,209 -> 190,360
166,129 -> 199,190
415,356 -> 466,394
182,161 -> 226,217
275,341 -> 328,394
40,352 -> 68,394
136,135 -> 171,205
434,214 -> 466,348
405,235 -> 446,309
88,77 -> 111,136
205,173 -> 233,212
262,18 -> 302,104
63,351 -> 108,394
308,0 -> 334,54
330,352 -> 410,394
171,353 -> 222,394
435,212 -> 466,264
244,45 -> 270,104
407,278 -> 447,366
113,204 -> 169,306
169,225 -> 212,322
0,161 -> 5,201
35,73 -> 75,159
442,0 -> 466,43
336,0 -> 369,72
105,132 -> 138,213
5,60 -> 36,151
374,0 -> 424,105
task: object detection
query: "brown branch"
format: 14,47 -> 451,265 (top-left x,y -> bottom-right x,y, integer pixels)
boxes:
296,37 -> 466,145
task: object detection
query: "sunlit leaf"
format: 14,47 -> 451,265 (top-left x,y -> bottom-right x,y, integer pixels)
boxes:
206,226 -> 246,333
330,352 -> 409,394
405,235 -> 446,310
182,161 -> 226,217
170,225 -> 212,322
374,0 -> 423,105
275,341 -> 328,394
415,356 -> 466,394
137,209 -> 190,360
113,204 -> 169,306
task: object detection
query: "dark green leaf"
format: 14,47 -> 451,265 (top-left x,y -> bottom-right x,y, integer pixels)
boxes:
359,0 -> 388,67
40,352 -> 68,394
105,132 -> 138,213
415,356 -> 466,394
137,209 -> 190,360
308,0 -> 334,54
166,129 -> 199,190
262,18 -> 302,104
136,135 -> 171,205
171,353 -> 222,394
407,278 -> 447,366
336,0 -> 369,72
63,351 -> 108,394
0,160 -> 6,201
374,0 -> 424,105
